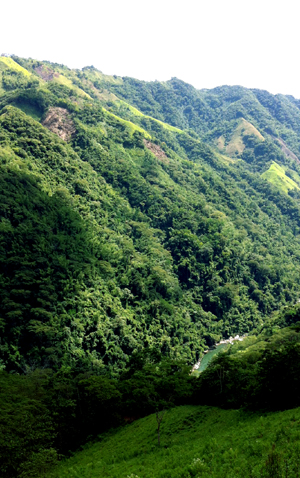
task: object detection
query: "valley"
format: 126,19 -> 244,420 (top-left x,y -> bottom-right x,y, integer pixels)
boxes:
1,54 -> 300,477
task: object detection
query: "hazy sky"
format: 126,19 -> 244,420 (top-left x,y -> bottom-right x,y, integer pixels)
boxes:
2,0 -> 300,98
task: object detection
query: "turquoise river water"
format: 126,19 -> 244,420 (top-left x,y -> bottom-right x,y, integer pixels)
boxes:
195,343 -> 228,373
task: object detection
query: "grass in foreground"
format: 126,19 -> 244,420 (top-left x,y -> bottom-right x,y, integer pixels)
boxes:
47,405 -> 300,478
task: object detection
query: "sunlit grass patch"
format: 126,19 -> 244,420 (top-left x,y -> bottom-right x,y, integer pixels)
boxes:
103,107 -> 151,138
218,118 -> 264,157
115,99 -> 184,134
262,161 -> 300,193
52,74 -> 92,99
215,151 -> 236,164
0,56 -> 31,76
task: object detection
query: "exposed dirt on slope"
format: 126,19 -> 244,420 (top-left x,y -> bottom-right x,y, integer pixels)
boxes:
42,107 -> 76,142
34,65 -> 59,81
143,140 -> 169,163
276,138 -> 300,163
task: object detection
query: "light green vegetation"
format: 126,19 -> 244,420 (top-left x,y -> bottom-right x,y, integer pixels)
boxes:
0,57 -> 40,95
115,99 -> 184,134
83,68 -> 124,85
219,119 -> 264,156
0,57 -> 31,95
47,405 -> 300,478
103,107 -> 151,138
117,99 -> 145,117
0,61 -> 7,93
0,56 -> 31,76
262,161 -> 300,193
52,74 -> 92,98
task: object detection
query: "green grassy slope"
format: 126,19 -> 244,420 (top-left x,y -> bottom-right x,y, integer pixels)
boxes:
47,404 -> 300,478
2,317 -> 300,478
0,56 -> 31,76
262,161 -> 300,193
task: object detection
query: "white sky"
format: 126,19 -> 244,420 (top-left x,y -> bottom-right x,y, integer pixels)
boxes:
2,0 -> 300,98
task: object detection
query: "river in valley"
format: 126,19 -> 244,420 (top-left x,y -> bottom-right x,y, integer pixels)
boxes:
193,343 -> 228,374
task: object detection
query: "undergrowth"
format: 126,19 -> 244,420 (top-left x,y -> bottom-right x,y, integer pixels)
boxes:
47,405 -> 300,478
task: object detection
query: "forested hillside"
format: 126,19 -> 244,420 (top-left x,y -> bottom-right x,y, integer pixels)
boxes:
106,76 -> 300,173
2,55 -> 300,372
3,54 -> 300,476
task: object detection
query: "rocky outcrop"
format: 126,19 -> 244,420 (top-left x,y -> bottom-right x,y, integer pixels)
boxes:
216,334 -> 246,346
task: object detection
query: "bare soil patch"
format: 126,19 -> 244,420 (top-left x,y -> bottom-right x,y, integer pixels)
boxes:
276,137 -> 300,163
143,140 -> 169,163
42,107 -> 76,142
34,65 -> 59,81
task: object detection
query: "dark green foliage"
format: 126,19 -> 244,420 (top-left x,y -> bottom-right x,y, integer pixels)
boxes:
2,71 -> 39,91
2,60 -> 300,374
0,371 -> 57,478
77,375 -> 121,436
0,88 -> 54,118
0,356 -> 192,476
0,106 -> 208,372
193,322 -> 300,411
3,56 -> 300,475
119,351 -> 193,418
0,164 -> 94,370
70,108 -> 300,336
